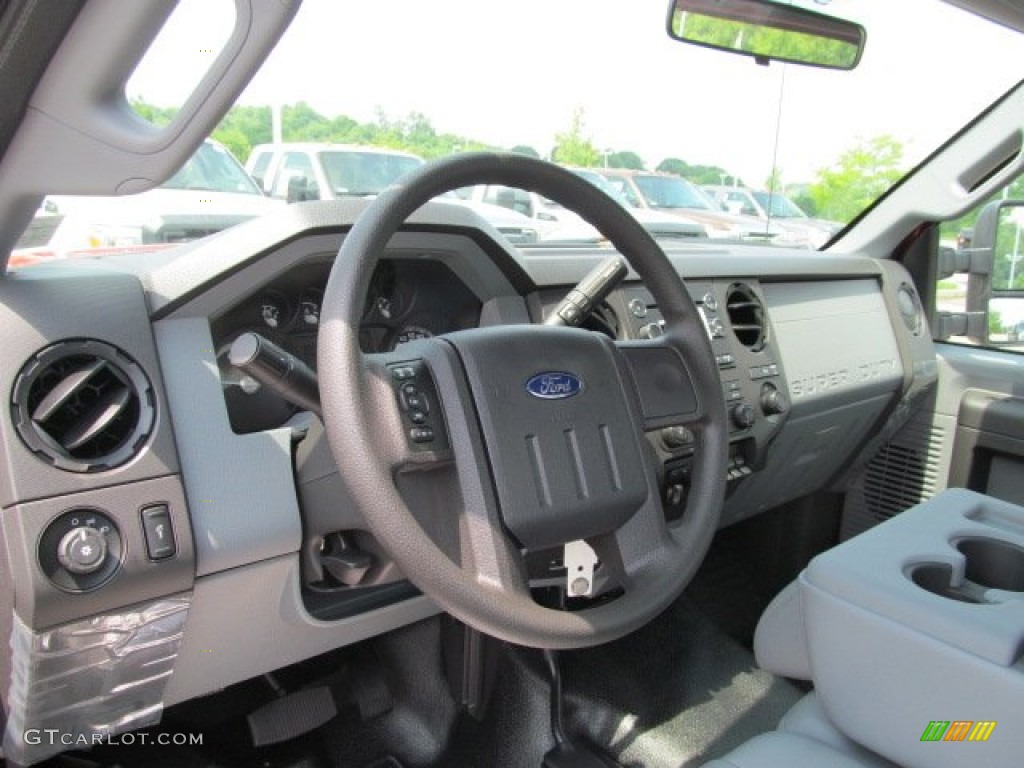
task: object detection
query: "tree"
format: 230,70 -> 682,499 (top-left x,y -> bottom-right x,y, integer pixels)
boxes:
657,157 -> 688,176
509,145 -> 540,159
686,164 -> 742,187
809,135 -> 905,222
130,98 -> 177,127
551,108 -> 600,167
607,150 -> 644,170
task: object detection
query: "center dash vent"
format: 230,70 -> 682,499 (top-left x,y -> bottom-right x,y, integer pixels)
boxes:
725,283 -> 766,351
11,340 -> 155,473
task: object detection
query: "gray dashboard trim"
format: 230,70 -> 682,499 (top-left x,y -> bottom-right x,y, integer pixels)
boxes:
142,199 -> 534,318
154,317 -> 300,577
521,247 -> 885,288
164,554 -> 439,706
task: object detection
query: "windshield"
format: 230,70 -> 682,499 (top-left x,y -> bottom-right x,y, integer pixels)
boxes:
20,0 -> 1024,259
633,175 -> 714,210
318,150 -> 424,196
751,191 -> 807,219
162,141 -> 262,195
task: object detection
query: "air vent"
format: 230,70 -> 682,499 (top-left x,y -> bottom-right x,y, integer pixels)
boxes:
11,340 -> 155,473
725,283 -> 766,350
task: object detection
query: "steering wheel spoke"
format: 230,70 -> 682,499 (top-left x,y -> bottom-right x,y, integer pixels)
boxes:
614,336 -> 711,431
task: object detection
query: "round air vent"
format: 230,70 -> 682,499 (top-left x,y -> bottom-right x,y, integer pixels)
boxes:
896,282 -> 922,334
11,340 -> 155,473
725,283 -> 766,351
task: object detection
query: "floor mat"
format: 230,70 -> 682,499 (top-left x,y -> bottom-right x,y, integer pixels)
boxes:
436,597 -> 803,768
559,596 -> 803,766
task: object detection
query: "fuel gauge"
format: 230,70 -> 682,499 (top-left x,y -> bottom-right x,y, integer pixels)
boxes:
258,291 -> 290,330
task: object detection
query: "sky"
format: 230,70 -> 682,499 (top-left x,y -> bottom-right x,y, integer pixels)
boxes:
128,0 -> 1023,188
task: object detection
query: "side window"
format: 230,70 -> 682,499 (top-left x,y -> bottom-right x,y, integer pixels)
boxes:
273,152 -> 319,201
726,191 -> 757,216
934,173 -> 1024,349
248,151 -> 272,192
607,178 -> 641,208
485,186 -> 533,217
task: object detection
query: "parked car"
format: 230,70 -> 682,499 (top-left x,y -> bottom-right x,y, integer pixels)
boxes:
568,167 -> 710,241
247,142 -> 424,201
702,185 -> 841,248
454,183 -> 605,241
598,168 -> 782,241
2,2 -> 1024,768
248,144 -> 540,244
43,138 -> 282,251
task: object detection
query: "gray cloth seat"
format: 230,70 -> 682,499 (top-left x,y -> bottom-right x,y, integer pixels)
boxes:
703,692 -> 897,767
704,581 -> 899,767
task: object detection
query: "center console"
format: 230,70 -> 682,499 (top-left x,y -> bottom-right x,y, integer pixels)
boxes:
787,489 -> 1024,767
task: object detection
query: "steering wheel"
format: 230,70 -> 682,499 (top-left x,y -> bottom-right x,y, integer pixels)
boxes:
318,153 -> 727,649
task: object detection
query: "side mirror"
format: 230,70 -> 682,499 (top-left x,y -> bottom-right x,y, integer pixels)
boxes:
965,199 -> 1024,346
286,174 -> 310,204
667,0 -> 865,70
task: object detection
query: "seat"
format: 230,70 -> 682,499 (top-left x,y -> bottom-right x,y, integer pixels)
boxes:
703,585 -> 899,767
703,731 -> 891,768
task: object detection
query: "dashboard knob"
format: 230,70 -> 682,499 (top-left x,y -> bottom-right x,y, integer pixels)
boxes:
638,322 -> 664,339
761,385 -> 789,416
731,403 -> 756,430
661,425 -> 694,449
57,527 -> 108,575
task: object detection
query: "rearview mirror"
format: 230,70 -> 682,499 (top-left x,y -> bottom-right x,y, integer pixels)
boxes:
667,0 -> 865,70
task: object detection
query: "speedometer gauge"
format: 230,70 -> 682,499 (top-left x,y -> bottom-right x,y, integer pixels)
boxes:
392,325 -> 433,348
299,288 -> 323,327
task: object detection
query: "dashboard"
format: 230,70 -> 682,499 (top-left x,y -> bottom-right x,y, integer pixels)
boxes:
0,198 -> 939,750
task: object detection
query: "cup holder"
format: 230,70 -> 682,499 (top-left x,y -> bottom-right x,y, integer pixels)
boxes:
957,537 -> 1024,592
910,564 -> 982,604
908,537 -> 1024,604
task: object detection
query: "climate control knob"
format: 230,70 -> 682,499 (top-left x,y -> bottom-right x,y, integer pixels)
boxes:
760,385 -> 789,416
57,526 -> 108,575
731,403 -> 756,430
637,322 -> 664,339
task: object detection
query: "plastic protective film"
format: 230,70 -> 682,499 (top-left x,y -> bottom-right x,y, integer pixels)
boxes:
2,595 -> 190,765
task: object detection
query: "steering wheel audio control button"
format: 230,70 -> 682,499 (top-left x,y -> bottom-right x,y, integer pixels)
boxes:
388,360 -> 450,454
410,427 -> 434,443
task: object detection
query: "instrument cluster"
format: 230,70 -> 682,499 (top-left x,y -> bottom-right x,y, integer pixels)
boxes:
211,254 -> 483,433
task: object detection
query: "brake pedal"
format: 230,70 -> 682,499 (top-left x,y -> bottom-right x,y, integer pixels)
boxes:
248,685 -> 337,747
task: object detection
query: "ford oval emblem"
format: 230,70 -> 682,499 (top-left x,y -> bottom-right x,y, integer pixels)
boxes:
525,372 -> 583,400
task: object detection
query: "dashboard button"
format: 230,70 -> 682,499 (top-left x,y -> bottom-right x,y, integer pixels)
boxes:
410,427 -> 435,443
141,505 -> 176,561
628,298 -> 648,318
